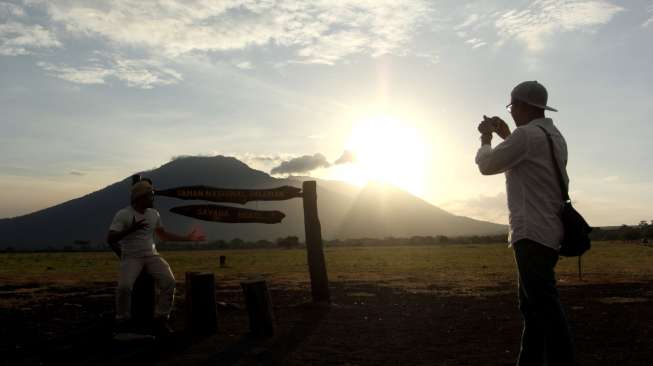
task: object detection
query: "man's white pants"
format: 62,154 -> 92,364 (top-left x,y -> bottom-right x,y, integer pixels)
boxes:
116,255 -> 176,320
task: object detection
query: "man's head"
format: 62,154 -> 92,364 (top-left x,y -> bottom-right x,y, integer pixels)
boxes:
131,179 -> 154,209
507,81 -> 557,126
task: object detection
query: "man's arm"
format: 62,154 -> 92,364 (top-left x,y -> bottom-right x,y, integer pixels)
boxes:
107,217 -> 148,257
475,127 -> 528,175
155,227 -> 206,242
107,217 -> 148,244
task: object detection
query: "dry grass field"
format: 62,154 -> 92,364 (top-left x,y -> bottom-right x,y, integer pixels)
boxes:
1,241 -> 652,365
2,241 -> 651,291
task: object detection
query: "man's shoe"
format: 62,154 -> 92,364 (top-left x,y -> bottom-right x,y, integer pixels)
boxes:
114,318 -> 136,334
113,319 -> 156,341
153,317 -> 175,337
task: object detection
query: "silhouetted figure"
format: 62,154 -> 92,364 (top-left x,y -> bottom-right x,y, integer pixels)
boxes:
476,81 -> 574,365
107,176 -> 205,337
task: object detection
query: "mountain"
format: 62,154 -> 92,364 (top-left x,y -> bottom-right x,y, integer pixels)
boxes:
0,156 -> 506,249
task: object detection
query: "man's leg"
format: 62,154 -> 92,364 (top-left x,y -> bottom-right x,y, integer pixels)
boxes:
515,244 -> 546,366
116,257 -> 145,321
544,271 -> 575,365
144,255 -> 176,319
514,239 -> 574,366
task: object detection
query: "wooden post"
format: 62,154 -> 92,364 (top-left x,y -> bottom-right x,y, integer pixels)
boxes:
219,255 -> 226,268
240,279 -> 275,336
185,272 -> 218,335
302,181 -> 330,303
131,272 -> 156,329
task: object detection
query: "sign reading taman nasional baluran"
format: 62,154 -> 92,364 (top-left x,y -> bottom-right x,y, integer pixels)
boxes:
156,185 -> 302,204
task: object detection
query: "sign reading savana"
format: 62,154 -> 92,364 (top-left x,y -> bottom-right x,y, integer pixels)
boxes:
170,204 -> 285,224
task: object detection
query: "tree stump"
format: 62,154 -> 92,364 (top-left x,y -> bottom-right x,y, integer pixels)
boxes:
131,272 -> 156,329
219,255 -> 226,268
241,278 -> 275,337
185,272 -> 218,335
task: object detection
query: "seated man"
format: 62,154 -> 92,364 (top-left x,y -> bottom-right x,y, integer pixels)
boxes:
107,178 -> 205,336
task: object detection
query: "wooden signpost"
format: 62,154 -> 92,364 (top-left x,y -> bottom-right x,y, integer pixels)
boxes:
162,181 -> 330,303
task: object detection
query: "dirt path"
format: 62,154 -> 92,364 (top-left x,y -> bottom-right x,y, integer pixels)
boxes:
2,280 -> 652,365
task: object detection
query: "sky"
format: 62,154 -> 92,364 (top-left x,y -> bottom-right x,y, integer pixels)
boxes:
1,0 -> 652,226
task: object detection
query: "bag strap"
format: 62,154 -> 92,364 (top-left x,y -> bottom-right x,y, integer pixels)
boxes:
536,125 -> 570,202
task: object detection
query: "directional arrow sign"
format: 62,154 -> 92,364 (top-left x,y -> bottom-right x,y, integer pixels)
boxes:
170,204 -> 286,224
156,185 -> 302,204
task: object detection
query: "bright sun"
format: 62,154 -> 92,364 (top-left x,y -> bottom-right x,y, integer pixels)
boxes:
336,116 -> 427,196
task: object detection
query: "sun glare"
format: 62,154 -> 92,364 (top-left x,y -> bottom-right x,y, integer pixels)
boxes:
336,116 -> 427,196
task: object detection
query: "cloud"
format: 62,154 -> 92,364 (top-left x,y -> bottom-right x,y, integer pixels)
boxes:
0,20 -> 60,56
268,150 -> 354,175
0,2 -> 24,18
111,57 -> 183,88
69,170 -> 84,176
251,156 -> 281,163
208,153 -> 287,173
465,38 -> 487,49
455,13 -> 480,30
601,175 -> 620,182
0,3 -> 60,56
494,0 -> 624,51
271,153 -> 331,175
37,61 -> 113,85
2,0 -> 432,88
455,1 -> 622,51
39,0 -> 432,65
440,192 -> 509,224
643,5 -> 653,28
334,150 -> 356,165
37,55 -> 182,88
235,61 -> 253,70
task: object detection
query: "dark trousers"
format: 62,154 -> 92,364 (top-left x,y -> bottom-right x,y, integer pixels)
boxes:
513,239 -> 575,366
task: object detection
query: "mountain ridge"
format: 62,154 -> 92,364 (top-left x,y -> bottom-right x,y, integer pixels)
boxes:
0,155 -> 506,249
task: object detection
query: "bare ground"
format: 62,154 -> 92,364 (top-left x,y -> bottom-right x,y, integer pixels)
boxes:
1,279 -> 652,366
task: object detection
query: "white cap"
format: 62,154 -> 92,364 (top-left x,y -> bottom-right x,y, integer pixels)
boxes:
508,80 -> 558,112
130,180 -> 153,201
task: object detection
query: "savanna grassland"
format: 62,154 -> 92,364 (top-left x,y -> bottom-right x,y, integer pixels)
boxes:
1,242 -> 652,365
1,242 -> 651,299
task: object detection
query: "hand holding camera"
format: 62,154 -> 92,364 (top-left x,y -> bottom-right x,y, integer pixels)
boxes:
478,115 -> 511,140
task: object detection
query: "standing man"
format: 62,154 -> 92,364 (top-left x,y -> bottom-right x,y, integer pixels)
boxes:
475,81 -> 574,365
107,177 -> 205,335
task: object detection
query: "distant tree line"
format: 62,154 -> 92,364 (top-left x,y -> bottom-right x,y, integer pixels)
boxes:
157,236 -> 302,251
3,221 -> 652,253
324,234 -> 509,247
589,220 -> 653,242
0,234 -> 509,252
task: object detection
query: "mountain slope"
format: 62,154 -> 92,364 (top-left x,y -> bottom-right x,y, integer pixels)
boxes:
337,183 -> 504,238
0,156 -> 506,249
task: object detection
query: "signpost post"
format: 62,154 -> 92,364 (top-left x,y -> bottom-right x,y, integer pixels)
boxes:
302,181 -> 330,303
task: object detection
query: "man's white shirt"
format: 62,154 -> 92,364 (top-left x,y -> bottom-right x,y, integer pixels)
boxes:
109,206 -> 162,258
475,117 -> 569,251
